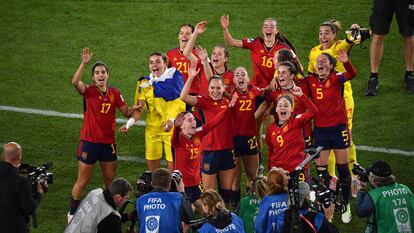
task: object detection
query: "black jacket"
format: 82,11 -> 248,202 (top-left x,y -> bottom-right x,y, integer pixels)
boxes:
0,161 -> 38,233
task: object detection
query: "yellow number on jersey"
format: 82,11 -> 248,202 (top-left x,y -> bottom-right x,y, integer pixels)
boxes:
316,88 -> 323,100
239,100 -> 252,111
247,136 -> 258,149
342,130 -> 349,143
176,62 -> 188,74
189,148 -> 199,160
261,56 -> 273,68
100,103 -> 111,114
276,135 -> 284,147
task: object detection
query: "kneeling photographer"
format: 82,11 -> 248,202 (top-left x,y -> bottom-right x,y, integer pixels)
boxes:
65,178 -> 133,233
276,181 -> 339,233
136,168 -> 194,233
0,142 -> 46,233
355,160 -> 414,233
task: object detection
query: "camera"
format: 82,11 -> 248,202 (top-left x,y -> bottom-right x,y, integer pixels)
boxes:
352,163 -> 369,182
135,170 -> 183,197
19,162 -> 54,195
312,175 -> 346,213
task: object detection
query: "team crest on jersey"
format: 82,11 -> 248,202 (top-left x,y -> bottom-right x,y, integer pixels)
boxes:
194,137 -> 200,146
213,102 -> 218,105
224,79 -> 230,85
109,95 -> 114,103
282,125 -> 289,132
325,80 -> 331,88
312,83 -> 316,87
260,49 -> 264,54
203,163 -> 210,171
248,91 -> 254,99
173,57 -> 177,61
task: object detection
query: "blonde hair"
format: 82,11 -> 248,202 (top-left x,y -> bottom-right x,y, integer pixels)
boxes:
320,19 -> 342,34
253,176 -> 268,200
200,190 -> 229,217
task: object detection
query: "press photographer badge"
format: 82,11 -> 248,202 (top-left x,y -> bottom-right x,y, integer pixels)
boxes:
145,215 -> 160,233
393,207 -> 411,232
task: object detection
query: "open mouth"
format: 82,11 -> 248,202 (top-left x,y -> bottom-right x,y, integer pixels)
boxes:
181,39 -> 188,43
238,81 -> 245,86
280,111 -> 287,117
212,59 -> 219,64
265,33 -> 272,39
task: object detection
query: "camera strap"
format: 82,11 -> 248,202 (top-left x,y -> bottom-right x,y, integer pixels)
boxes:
300,214 -> 317,233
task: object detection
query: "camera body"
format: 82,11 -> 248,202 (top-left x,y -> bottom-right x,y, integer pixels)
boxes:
312,175 -> 346,213
135,170 -> 183,197
352,163 -> 369,182
19,162 -> 54,195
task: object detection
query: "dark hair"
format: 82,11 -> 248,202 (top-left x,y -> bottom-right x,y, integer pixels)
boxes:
278,61 -> 297,76
91,61 -> 109,75
320,52 -> 337,72
151,168 -> 172,189
213,44 -> 230,68
109,178 -> 132,197
320,19 -> 342,35
179,23 -> 195,33
276,94 -> 294,107
208,75 -> 224,85
149,52 -> 168,64
277,49 -> 304,77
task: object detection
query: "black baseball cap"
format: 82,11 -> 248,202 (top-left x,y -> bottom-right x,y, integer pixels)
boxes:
368,160 -> 392,177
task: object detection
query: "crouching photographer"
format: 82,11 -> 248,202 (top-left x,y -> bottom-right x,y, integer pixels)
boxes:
136,168 -> 195,233
0,142 -> 47,233
65,178 -> 133,233
355,160 -> 414,233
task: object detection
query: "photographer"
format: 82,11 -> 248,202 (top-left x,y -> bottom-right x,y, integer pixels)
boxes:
0,142 -> 45,233
276,182 -> 339,233
356,160 -> 414,233
65,178 -> 132,233
136,168 -> 194,233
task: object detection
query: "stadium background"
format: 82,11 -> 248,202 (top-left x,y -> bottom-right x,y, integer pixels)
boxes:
0,0 -> 413,232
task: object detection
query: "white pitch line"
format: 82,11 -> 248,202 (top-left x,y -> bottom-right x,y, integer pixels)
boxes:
118,155 -> 166,165
0,105 -> 146,126
1,105 -> 414,157
355,145 -> 414,156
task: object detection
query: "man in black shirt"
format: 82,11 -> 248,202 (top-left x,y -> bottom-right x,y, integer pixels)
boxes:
0,142 -> 44,233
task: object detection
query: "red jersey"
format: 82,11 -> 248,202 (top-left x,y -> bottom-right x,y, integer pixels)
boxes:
172,109 -> 229,187
80,85 -> 126,144
265,95 -> 317,172
231,85 -> 263,136
306,61 -> 356,128
199,63 -> 234,96
195,95 -> 233,150
265,78 -> 312,137
266,81 -> 309,116
167,48 -> 202,94
242,37 -> 291,88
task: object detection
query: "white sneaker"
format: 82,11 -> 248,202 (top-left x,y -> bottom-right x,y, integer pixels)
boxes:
351,176 -> 358,198
341,203 -> 352,224
67,212 -> 74,224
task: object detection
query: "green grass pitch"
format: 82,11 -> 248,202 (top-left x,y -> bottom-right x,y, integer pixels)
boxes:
1,0 -> 413,232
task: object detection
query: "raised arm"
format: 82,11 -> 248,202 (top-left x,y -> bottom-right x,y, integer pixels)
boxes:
337,49 -> 356,80
220,15 -> 243,48
182,21 -> 207,62
72,47 -> 92,95
195,46 -> 214,81
180,60 -> 199,106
